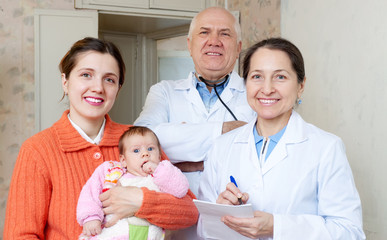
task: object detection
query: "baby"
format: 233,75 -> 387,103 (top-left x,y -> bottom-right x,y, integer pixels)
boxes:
77,126 -> 189,240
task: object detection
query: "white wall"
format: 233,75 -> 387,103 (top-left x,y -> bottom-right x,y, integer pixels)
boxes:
281,0 -> 387,239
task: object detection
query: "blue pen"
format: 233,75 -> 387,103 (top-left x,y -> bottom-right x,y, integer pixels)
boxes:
230,175 -> 243,205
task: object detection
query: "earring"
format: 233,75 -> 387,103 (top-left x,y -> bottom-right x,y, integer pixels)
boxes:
297,98 -> 302,105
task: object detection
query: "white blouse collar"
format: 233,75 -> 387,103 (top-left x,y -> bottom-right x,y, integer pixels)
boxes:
67,114 -> 106,145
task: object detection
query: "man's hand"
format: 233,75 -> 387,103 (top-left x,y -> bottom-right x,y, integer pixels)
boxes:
174,161 -> 204,172
99,186 -> 143,227
222,121 -> 247,134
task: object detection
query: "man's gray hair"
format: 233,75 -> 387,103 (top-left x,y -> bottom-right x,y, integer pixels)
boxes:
187,7 -> 242,43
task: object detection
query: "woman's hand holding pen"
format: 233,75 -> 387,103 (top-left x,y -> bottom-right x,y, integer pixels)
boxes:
216,182 -> 249,205
216,177 -> 274,238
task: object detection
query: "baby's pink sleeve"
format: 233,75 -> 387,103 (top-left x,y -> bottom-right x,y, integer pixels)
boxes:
152,160 -> 189,198
76,161 -> 112,226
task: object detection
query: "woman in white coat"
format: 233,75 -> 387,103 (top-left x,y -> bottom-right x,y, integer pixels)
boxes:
198,38 -> 365,239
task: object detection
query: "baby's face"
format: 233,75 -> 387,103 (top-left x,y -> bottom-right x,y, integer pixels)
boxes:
120,132 -> 161,177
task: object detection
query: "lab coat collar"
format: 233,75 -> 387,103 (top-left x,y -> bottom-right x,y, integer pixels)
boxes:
281,110 -> 308,144
173,71 -> 246,115
227,71 -> 246,92
173,72 -> 196,90
173,71 -> 244,92
211,71 -> 244,112
234,110 -> 308,174
173,72 -> 206,112
235,110 -> 307,143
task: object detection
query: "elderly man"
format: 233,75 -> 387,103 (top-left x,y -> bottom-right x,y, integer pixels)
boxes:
135,6 -> 256,239
135,7 -> 256,198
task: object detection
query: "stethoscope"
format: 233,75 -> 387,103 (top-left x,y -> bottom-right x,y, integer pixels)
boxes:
197,73 -> 238,121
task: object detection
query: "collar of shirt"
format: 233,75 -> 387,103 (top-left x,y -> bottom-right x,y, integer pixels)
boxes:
253,123 -> 287,161
67,114 -> 106,145
194,74 -> 230,112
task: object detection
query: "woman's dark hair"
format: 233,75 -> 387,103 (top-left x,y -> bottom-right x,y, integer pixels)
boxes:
59,37 -> 126,87
118,126 -> 161,155
242,37 -> 305,84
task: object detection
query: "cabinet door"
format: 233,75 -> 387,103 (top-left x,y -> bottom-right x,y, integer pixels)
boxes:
101,33 -> 139,125
150,0 -> 206,12
34,9 -> 98,131
87,0 -> 149,9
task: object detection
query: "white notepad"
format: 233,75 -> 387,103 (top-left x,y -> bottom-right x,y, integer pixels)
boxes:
193,199 -> 254,240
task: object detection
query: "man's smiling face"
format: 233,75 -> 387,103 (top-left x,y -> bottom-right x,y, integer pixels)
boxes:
187,8 -> 241,81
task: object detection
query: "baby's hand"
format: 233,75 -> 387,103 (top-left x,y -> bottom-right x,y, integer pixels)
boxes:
142,161 -> 158,174
83,220 -> 102,236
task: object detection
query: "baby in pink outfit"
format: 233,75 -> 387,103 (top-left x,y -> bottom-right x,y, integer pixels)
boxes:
77,126 -> 189,240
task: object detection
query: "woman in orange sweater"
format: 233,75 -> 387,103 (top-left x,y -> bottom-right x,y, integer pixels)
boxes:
4,37 -> 198,239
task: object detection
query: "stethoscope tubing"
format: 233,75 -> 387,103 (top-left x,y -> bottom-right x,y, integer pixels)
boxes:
198,74 -> 238,121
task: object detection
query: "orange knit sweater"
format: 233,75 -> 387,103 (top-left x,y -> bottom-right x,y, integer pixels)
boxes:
4,110 -> 198,239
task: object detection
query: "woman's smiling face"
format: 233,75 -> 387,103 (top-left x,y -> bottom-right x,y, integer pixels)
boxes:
62,51 -> 120,125
245,48 -> 305,124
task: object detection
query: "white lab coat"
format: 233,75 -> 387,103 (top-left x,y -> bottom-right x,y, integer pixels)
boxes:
198,111 -> 365,240
134,71 -> 256,196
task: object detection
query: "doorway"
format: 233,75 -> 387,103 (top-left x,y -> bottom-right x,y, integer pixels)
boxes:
99,13 -> 191,124
157,35 -> 194,81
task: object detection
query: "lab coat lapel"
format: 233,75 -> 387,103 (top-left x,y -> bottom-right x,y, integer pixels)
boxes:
175,72 -> 208,114
210,71 -> 245,114
235,120 -> 262,174
261,111 -> 307,175
261,138 -> 288,175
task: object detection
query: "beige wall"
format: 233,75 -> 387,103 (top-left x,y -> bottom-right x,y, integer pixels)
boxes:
227,0 -> 281,49
0,0 -> 74,238
0,0 -> 74,239
282,0 -> 387,239
0,0 -> 280,238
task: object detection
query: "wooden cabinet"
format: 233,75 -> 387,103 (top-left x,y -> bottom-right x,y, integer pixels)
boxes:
75,0 -> 214,17
86,0 -> 149,9
150,0 -> 206,12
34,9 -> 98,131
